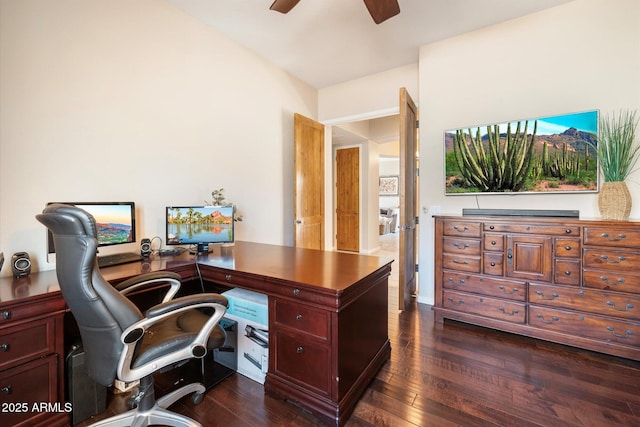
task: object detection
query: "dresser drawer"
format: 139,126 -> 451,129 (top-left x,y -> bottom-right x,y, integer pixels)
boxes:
554,259 -> 580,286
0,316 -> 57,371
583,269 -> 640,294
443,290 -> 525,324
443,237 -> 480,255
584,227 -> 640,248
555,238 -> 581,258
442,221 -> 481,237
442,254 -> 480,273
484,233 -> 504,251
583,249 -> 640,271
0,356 -> 60,426
272,331 -> 331,396
442,272 -> 526,301
529,305 -> 640,346
484,223 -> 580,236
483,252 -> 504,276
529,284 -> 640,320
273,299 -> 330,341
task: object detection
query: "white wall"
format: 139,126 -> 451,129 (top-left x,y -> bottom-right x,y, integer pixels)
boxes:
0,0 -> 317,276
418,0 -> 640,304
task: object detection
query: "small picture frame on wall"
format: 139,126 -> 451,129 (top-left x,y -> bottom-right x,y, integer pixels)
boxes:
379,176 -> 399,196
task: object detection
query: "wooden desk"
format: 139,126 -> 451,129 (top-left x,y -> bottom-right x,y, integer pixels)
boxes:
1,241 -> 392,427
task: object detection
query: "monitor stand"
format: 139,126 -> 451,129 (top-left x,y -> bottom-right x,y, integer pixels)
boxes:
191,243 -> 212,255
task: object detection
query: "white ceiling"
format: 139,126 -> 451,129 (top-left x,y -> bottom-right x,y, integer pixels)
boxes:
165,0 -> 573,89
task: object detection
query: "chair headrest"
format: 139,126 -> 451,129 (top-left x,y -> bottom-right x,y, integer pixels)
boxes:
36,203 -> 98,239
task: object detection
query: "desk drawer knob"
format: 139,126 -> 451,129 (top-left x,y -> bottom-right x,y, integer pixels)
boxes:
296,314 -> 302,321
293,288 -> 300,296
297,346 -> 304,353
0,344 -> 8,352
1,311 -> 10,320
225,274 -> 232,281
1,386 -> 11,395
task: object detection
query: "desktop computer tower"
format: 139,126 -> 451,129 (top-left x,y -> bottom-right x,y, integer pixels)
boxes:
66,344 -> 107,425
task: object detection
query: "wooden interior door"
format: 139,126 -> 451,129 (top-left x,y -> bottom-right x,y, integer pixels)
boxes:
294,113 -> 325,250
399,88 -> 419,310
336,147 -> 360,252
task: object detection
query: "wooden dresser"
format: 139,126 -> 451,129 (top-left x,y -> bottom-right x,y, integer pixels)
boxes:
0,272 -> 68,427
434,215 -> 640,361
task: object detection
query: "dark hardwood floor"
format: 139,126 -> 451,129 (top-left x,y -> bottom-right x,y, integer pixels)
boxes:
78,302 -> 640,426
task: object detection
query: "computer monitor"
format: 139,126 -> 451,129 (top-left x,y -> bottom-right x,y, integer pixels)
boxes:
47,202 -> 136,254
166,206 -> 234,253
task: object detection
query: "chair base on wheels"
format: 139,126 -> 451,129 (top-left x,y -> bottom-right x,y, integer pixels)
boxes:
89,377 -> 205,427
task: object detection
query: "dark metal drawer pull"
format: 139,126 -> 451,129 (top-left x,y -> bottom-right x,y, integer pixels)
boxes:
600,255 -> 626,263
536,314 -> 559,324
0,343 -> 8,352
606,326 -> 633,339
498,307 -> 520,316
564,271 -> 571,276
1,311 -> 10,320
452,259 -> 469,265
453,242 -> 470,249
606,301 -> 634,312
565,245 -> 572,251
446,297 -> 464,306
296,314 -> 302,321
565,229 -> 572,234
297,346 -> 304,353
600,232 -> 627,241
498,285 -> 519,294
453,225 -> 469,232
535,290 -> 559,300
1,386 -> 11,395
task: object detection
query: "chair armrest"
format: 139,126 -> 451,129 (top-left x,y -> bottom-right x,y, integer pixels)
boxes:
116,271 -> 183,303
146,293 -> 228,318
117,294 -> 228,382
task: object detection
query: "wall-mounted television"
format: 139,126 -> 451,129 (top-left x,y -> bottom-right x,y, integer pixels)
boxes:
165,206 -> 234,253
444,110 -> 599,195
47,202 -> 136,254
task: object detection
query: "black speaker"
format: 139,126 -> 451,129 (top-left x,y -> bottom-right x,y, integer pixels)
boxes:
11,252 -> 31,278
140,238 -> 151,257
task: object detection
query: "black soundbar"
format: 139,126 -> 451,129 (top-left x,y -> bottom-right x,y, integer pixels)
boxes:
462,208 -> 579,218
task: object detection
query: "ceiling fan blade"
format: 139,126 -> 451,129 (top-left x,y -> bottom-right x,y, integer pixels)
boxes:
270,0 -> 301,14
363,0 -> 400,24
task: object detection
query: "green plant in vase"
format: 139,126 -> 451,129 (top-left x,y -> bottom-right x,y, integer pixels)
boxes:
595,109 -> 639,220
206,188 -> 243,221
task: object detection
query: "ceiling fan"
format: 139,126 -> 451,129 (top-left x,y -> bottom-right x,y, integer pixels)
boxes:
269,0 -> 400,24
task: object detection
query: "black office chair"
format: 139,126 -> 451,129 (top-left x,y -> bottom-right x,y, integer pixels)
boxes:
37,204 -> 228,427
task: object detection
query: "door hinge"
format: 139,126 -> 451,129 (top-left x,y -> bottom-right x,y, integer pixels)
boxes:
415,216 -> 419,225
416,120 -> 419,128
415,264 -> 419,272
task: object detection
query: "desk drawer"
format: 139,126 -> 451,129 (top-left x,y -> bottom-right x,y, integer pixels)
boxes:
0,297 -> 65,325
442,254 -> 481,273
273,300 -> 330,341
201,268 -> 263,290
0,316 -> 56,371
273,331 -> 330,396
0,356 -> 59,426
443,237 -> 480,255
